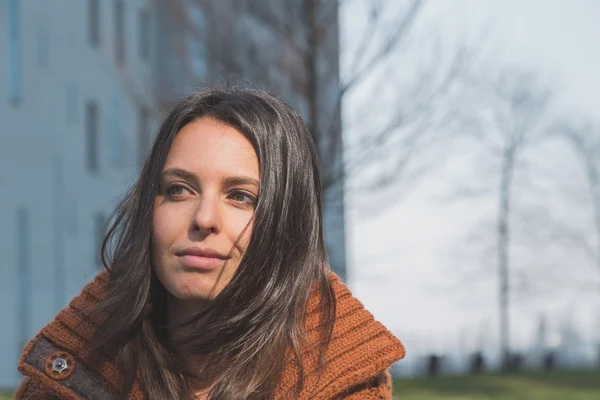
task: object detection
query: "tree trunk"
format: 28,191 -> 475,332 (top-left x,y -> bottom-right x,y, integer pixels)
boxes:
498,146 -> 515,370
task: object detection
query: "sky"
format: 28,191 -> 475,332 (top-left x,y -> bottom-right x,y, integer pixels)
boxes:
343,0 -> 600,366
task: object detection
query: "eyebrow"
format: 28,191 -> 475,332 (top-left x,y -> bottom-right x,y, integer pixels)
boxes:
161,168 -> 198,184
222,176 -> 260,190
161,168 -> 259,189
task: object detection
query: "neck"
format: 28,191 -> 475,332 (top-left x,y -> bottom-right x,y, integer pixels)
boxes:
166,294 -> 209,332
166,294 -> 214,389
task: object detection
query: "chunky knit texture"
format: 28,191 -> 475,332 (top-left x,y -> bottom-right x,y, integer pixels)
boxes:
17,271 -> 405,399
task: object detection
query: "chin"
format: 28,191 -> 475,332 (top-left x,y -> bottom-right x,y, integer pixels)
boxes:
166,273 -> 222,303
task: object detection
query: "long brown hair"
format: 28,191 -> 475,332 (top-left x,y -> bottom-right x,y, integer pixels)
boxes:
88,88 -> 336,399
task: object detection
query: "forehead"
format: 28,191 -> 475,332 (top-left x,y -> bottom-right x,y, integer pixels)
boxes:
164,117 -> 259,177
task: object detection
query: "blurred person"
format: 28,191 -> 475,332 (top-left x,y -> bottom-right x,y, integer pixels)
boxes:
15,88 -> 405,399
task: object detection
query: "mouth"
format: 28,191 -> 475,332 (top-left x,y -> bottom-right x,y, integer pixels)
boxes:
175,248 -> 231,270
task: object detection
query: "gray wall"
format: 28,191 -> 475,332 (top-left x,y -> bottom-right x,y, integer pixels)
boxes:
0,0 -> 347,389
0,0 -> 155,388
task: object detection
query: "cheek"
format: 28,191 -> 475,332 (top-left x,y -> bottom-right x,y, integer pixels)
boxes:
151,204 -> 178,256
232,216 -> 254,251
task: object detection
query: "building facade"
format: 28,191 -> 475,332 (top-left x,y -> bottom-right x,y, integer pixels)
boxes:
0,0 -> 156,387
0,0 -> 346,389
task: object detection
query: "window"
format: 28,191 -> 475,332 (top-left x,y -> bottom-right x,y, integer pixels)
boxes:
138,9 -> 150,61
16,206 -> 31,350
109,99 -> 126,167
7,0 -> 22,103
86,100 -> 99,172
138,105 -> 150,166
93,212 -> 106,268
88,0 -> 101,47
188,6 -> 208,77
115,0 -> 125,66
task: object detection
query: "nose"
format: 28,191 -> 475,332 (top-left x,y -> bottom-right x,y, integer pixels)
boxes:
191,195 -> 221,235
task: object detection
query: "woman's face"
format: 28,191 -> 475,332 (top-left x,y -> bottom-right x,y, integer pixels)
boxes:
152,117 -> 259,308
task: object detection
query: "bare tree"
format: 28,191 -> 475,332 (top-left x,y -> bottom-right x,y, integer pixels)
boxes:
458,67 -> 554,369
153,0 -> 475,277
160,0 -> 471,196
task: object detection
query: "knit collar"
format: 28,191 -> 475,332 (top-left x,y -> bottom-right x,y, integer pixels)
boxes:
18,271 -> 405,399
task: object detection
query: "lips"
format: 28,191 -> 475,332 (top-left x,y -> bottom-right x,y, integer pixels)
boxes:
175,247 -> 230,270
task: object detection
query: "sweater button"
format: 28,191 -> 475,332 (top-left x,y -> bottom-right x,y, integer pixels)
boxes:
44,351 -> 75,380
52,358 -> 68,373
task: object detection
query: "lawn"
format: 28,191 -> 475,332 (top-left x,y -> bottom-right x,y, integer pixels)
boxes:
3,370 -> 599,399
393,369 -> 600,399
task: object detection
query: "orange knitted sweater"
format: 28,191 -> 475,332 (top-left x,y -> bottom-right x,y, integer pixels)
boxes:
16,271 -> 405,399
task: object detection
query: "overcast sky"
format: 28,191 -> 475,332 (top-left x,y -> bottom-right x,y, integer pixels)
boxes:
344,0 -> 600,364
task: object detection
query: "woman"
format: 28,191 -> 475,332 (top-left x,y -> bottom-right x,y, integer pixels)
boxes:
16,88 -> 405,399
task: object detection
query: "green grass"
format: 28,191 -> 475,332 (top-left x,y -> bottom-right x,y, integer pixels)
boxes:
3,370 -> 599,399
393,370 -> 600,399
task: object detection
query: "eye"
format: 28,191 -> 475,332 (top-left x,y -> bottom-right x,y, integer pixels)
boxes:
165,184 -> 191,199
229,191 -> 256,206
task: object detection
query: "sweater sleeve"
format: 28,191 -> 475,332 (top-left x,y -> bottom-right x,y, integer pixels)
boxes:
14,377 -> 60,400
339,369 -> 394,399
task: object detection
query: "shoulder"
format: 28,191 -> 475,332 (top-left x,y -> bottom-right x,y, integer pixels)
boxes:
276,271 -> 405,399
16,271 -> 128,400
319,272 -> 405,366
